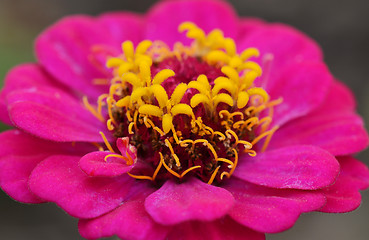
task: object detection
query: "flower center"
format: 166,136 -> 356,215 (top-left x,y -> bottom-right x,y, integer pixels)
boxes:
84,22 -> 281,185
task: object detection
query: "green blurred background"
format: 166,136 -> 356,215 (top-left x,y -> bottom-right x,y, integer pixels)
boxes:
0,0 -> 368,239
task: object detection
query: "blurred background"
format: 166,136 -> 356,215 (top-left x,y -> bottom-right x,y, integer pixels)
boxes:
0,0 -> 368,239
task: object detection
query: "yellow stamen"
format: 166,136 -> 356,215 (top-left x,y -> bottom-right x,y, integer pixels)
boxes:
208,166 -> 221,185
99,131 -> 115,153
127,172 -> 153,181
83,96 -> 104,122
165,139 -> 181,167
159,152 -> 181,178
152,157 -> 163,181
180,166 -> 201,178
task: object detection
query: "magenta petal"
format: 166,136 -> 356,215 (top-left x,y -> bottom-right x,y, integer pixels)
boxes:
29,155 -> 135,218
235,145 -> 340,190
0,130 -> 91,203
268,61 -> 333,127
237,23 -> 322,81
145,0 -> 238,47
0,64 -> 62,125
167,217 -> 265,240
320,156 -> 369,213
79,151 -> 135,177
225,179 -> 326,233
7,86 -> 110,142
145,178 -> 234,225
79,191 -> 168,240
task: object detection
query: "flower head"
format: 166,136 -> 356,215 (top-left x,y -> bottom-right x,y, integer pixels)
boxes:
0,0 -> 368,239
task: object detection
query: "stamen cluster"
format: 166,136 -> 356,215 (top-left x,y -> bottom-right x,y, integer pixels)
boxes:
84,22 -> 280,185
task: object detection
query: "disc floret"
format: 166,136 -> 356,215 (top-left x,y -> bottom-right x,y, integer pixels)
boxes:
84,22 -> 281,185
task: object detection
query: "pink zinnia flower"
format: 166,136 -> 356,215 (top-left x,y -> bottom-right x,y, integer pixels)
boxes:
0,0 -> 368,239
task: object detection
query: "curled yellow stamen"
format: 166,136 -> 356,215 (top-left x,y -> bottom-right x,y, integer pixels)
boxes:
208,166 -> 221,185
99,131 -> 115,153
159,152 -> 181,178
180,166 -> 201,178
127,172 -> 153,181
165,139 -> 181,167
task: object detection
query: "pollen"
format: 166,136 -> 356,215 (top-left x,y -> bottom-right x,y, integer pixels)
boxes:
84,22 -> 281,185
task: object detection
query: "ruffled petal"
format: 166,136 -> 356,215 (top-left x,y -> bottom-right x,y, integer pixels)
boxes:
35,13 -> 143,98
167,216 -> 265,240
0,130 -> 91,203
29,155 -> 135,218
7,86 -> 110,142
79,151 -> 135,177
267,61 -> 333,127
237,23 -> 322,81
269,81 -> 368,155
320,156 -> 369,213
145,178 -> 234,225
225,179 -> 326,233
79,187 -> 168,240
0,64 -> 64,125
145,0 -> 238,47
234,145 -> 339,190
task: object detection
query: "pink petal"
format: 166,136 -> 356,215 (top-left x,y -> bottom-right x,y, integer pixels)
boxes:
35,13 -> 143,98
0,130 -> 91,203
167,217 -> 265,240
79,189 -> 168,240
268,61 -> 333,127
234,145 -> 340,190
225,179 -> 326,233
237,23 -> 322,82
145,178 -> 234,225
79,151 -> 135,177
7,86 -> 110,142
270,112 -> 368,156
29,155 -> 135,218
320,156 -> 369,213
269,81 -> 368,156
145,0 -> 238,47
0,64 -> 64,125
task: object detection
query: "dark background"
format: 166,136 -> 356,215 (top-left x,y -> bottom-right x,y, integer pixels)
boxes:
0,0 -> 368,239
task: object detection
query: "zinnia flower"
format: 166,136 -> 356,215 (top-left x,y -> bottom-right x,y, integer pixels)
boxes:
0,0 -> 368,239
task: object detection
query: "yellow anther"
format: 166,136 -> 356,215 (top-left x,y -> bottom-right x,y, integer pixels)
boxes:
171,104 -> 194,118
238,140 -> 253,149
99,131 -> 115,153
212,80 -> 237,96
190,93 -> 210,108
225,129 -> 239,143
116,95 -> 130,108
152,158 -> 163,181
219,110 -> 231,119
106,58 -> 125,68
244,149 -> 257,157
213,93 -> 234,107
136,40 -> 153,55
159,152 -> 181,178
241,48 -> 260,61
188,79 -> 210,95
127,172 -> 153,181
170,83 -> 188,105
214,131 -> 226,140
165,139 -> 181,167
208,165 -> 221,185
107,97 -> 116,125
180,166 -> 201,178
224,38 -> 236,56
139,61 -> 152,87
207,50 -> 231,63
97,94 -> 108,115
162,114 -> 173,134
128,122 -> 135,134
205,142 -> 218,160
237,91 -> 250,109
122,41 -> 135,60
139,104 -> 163,118
247,87 -> 270,103
221,66 -> 240,83
152,69 -> 175,85
144,117 -> 165,136
122,73 -> 142,88
151,85 -> 169,108
241,61 -> 262,76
